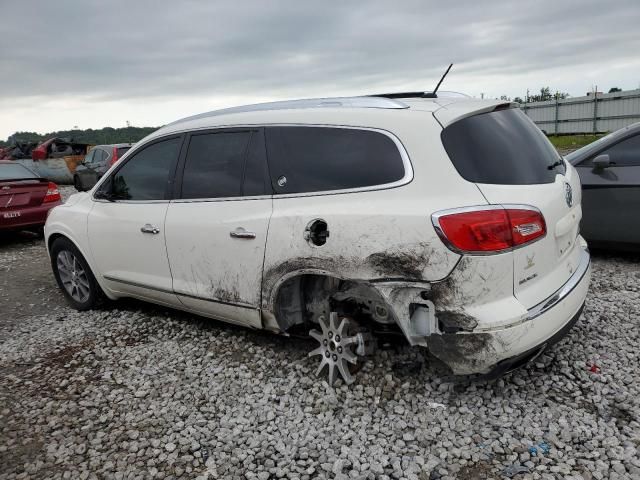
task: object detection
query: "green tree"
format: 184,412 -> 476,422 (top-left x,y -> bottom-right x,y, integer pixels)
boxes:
526,87 -> 569,103
1,126 -> 159,147
608,87 -> 622,93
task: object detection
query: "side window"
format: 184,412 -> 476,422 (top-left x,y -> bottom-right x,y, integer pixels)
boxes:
265,127 -> 406,194
110,137 -> 181,201
83,150 -> 95,164
601,135 -> 640,166
95,149 -> 107,163
243,131 -> 269,196
576,158 -> 591,167
181,131 -> 252,199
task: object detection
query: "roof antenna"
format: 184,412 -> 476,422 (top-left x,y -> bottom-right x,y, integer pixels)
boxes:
423,63 -> 453,98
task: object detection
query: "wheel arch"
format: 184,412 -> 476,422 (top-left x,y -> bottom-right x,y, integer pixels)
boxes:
270,271 -> 397,333
47,231 -> 118,301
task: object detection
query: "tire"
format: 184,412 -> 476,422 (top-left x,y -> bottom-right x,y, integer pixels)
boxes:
73,176 -> 83,192
50,237 -> 104,310
30,226 -> 45,238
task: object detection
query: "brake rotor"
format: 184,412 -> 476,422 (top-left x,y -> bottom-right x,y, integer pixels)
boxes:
308,312 -> 360,386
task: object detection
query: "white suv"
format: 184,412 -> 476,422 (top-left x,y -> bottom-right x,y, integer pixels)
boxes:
45,94 -> 591,385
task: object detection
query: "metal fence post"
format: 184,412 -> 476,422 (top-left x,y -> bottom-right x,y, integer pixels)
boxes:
555,99 -> 559,135
593,91 -> 598,133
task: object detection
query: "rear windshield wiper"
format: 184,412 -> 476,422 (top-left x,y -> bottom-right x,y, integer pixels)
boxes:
547,159 -> 564,170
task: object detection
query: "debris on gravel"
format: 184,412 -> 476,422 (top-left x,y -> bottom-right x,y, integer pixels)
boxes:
0,189 -> 639,479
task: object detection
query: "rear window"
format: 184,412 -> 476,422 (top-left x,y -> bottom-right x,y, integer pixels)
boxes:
265,126 -> 405,194
0,163 -> 38,180
117,147 -> 131,158
441,108 -> 564,185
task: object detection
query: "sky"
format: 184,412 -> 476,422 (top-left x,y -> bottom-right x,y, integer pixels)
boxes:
1,0 -> 639,140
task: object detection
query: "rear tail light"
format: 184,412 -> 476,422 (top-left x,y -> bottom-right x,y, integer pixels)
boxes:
110,146 -> 118,166
43,182 -> 61,203
432,206 -> 546,253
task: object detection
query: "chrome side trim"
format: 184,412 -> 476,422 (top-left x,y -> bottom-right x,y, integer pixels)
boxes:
525,247 -> 590,321
103,275 -> 257,310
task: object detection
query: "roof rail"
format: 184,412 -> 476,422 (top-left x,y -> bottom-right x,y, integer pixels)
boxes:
371,91 -> 430,99
371,90 -> 471,100
167,96 -> 409,126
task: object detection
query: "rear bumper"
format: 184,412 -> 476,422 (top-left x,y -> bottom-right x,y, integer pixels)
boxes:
0,201 -> 61,231
478,301 -> 584,380
426,244 -> 591,375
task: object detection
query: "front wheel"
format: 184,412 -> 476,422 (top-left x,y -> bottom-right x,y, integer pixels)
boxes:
73,175 -> 83,192
50,237 -> 103,310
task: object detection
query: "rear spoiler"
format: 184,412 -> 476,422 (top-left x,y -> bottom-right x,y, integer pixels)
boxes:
433,100 -> 517,128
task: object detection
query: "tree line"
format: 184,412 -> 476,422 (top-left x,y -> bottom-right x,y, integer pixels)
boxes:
0,126 -> 159,147
3,86 -> 628,146
500,86 -> 623,104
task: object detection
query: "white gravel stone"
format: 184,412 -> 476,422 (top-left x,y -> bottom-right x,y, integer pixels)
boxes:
0,196 -> 638,478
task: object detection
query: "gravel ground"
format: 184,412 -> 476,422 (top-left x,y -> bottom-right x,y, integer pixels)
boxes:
1,186 -> 639,480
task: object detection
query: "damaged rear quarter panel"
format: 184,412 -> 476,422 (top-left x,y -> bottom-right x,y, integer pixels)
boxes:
424,254 -> 523,375
261,190 -> 461,313
262,120 -> 489,320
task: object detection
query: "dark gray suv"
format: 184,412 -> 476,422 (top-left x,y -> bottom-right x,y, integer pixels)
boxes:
73,143 -> 133,191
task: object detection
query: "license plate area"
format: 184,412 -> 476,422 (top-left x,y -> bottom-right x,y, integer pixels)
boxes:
557,230 -> 576,258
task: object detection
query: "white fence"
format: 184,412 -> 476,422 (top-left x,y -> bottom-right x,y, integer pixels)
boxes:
520,88 -> 640,134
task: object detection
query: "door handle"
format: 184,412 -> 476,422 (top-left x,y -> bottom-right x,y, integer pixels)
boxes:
230,227 -> 256,239
140,224 -> 160,234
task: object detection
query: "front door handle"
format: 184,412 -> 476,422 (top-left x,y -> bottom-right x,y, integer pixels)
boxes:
230,227 -> 256,239
140,224 -> 160,234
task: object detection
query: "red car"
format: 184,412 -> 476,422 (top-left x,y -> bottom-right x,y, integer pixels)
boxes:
0,161 -> 62,233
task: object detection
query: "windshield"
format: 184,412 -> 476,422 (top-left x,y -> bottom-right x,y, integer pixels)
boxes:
441,108 -> 565,185
0,163 -> 38,180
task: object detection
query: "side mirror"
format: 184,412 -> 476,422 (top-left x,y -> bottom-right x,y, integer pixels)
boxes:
93,189 -> 114,202
592,154 -> 611,170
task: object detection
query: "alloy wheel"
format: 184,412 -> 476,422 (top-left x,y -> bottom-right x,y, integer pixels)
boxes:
309,312 -> 360,386
56,250 -> 90,303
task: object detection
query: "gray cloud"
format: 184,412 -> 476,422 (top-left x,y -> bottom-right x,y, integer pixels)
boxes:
0,0 -> 639,134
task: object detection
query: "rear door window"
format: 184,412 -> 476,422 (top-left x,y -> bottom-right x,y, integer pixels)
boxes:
441,108 -> 564,185
95,149 -> 107,164
180,131 -> 253,199
84,150 -> 95,164
242,131 -> 269,196
265,126 -> 406,194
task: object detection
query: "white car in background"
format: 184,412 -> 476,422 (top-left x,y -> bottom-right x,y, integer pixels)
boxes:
45,94 -> 591,385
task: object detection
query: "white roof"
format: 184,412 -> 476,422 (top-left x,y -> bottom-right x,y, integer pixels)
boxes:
146,95 -> 511,141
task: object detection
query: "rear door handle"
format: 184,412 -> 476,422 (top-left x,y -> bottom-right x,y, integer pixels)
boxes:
230,227 -> 256,239
140,224 -> 160,234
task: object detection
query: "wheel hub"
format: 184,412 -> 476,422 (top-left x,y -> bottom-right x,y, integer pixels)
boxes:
309,312 -> 359,385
